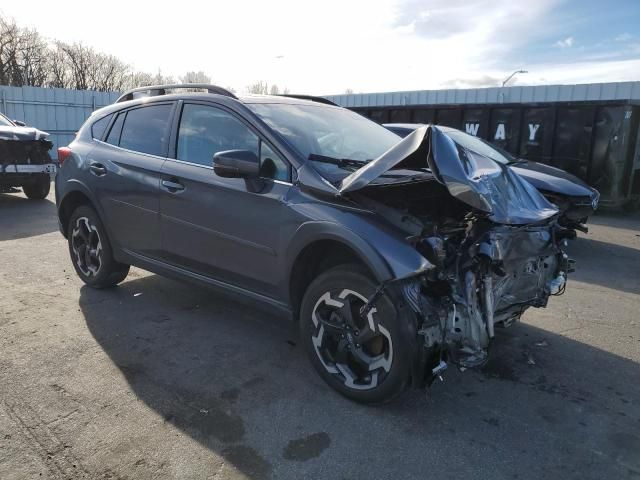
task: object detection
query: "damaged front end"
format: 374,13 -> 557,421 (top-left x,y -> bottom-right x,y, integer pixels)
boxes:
341,126 -> 573,384
0,126 -> 56,188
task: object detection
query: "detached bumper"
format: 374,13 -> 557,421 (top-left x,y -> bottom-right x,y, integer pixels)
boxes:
0,163 -> 57,177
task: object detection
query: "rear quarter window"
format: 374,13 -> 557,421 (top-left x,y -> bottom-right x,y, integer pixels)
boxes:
91,114 -> 113,140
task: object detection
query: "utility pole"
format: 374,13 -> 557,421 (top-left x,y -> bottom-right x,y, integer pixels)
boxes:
502,70 -> 528,87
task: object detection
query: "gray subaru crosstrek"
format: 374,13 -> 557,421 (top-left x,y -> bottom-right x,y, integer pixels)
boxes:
56,84 -> 573,404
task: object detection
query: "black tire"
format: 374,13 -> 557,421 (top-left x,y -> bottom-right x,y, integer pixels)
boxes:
67,205 -> 129,288
300,264 -> 411,404
22,175 -> 50,199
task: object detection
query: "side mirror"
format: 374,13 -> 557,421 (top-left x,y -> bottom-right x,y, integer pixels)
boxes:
13,120 -> 26,127
213,149 -> 260,178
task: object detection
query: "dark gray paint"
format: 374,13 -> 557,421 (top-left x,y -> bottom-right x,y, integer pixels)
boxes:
56,93 -> 561,313
56,93 -> 432,311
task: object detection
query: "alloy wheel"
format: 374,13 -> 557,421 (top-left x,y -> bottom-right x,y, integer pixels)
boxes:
311,288 -> 394,390
71,217 -> 103,277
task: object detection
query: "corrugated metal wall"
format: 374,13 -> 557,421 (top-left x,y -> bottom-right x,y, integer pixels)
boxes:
326,82 -> 640,108
0,85 -> 119,159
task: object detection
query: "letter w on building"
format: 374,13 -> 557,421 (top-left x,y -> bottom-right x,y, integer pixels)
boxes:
465,123 -> 480,136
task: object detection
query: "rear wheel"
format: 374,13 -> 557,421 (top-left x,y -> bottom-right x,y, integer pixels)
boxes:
300,264 -> 411,404
67,205 -> 129,288
22,175 -> 50,199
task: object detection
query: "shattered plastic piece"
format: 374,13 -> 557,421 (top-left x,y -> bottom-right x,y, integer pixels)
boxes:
133,292 -> 143,297
526,353 -> 536,365
535,339 -> 549,347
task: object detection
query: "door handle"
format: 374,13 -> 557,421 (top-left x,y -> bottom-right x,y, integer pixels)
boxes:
89,163 -> 107,176
161,179 -> 185,192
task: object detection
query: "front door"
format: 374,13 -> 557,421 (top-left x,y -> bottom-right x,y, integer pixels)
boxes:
159,103 -> 292,298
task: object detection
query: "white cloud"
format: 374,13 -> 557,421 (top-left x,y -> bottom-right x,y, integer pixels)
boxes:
555,36 -> 574,48
0,0 -> 638,95
614,33 -> 633,42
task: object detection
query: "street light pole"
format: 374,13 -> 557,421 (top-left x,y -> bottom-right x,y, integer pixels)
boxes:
502,70 -> 528,87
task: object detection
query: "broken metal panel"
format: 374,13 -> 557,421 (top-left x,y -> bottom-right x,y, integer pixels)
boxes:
429,127 -> 558,224
338,126 -> 558,224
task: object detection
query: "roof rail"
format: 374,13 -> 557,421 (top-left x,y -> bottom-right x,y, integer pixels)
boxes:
116,84 -> 237,103
276,94 -> 338,106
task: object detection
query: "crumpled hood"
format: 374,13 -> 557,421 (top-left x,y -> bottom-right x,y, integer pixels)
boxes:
0,126 -> 50,142
339,126 -> 558,225
511,161 -> 596,199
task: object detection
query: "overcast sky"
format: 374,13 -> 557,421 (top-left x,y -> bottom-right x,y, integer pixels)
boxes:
1,0 -> 639,94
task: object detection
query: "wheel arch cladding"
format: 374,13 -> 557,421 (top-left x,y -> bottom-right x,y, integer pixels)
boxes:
58,187 -> 97,238
286,221 -> 430,318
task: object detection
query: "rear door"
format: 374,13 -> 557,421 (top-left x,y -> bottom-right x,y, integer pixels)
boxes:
89,102 -> 175,257
159,102 -> 292,298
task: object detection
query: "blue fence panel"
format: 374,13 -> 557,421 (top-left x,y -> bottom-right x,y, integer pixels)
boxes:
0,85 -> 119,160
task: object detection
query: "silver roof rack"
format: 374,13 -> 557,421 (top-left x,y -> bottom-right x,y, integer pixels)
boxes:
116,84 -> 237,103
277,94 -> 338,106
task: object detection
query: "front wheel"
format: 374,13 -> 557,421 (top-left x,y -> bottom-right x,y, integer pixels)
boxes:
67,205 -> 130,288
300,265 -> 411,404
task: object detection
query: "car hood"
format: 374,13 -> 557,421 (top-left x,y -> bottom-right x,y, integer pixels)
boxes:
511,161 -> 596,198
0,126 -> 50,142
338,126 -> 558,225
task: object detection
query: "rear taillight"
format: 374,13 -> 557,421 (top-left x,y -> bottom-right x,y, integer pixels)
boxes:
57,147 -> 72,166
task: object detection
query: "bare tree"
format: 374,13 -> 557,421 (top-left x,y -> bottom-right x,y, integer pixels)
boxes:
0,16 -> 20,86
122,71 -> 154,90
0,13 -> 234,93
180,71 -> 211,84
90,52 -> 130,91
57,42 -> 94,90
247,81 -> 288,95
47,44 -> 69,88
247,80 -> 269,94
16,28 -> 48,86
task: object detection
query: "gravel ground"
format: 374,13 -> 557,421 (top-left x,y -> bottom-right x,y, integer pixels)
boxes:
1,186 -> 639,480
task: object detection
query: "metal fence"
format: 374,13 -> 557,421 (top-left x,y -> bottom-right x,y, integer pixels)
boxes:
325,81 -> 640,108
0,85 -> 119,159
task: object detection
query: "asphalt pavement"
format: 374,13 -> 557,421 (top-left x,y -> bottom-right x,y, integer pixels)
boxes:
1,186 -> 639,479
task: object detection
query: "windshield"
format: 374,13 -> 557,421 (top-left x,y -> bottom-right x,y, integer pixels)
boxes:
0,113 -> 13,127
442,128 -> 516,164
247,103 -> 401,163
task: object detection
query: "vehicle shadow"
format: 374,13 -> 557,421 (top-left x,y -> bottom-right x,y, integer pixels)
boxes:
80,274 -> 640,479
0,188 -> 58,241
566,236 -> 640,295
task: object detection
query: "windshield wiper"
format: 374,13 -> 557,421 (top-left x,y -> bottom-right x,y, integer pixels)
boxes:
508,159 -> 528,165
308,154 -> 368,168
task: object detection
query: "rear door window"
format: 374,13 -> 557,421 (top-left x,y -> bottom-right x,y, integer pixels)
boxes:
118,104 -> 173,156
105,112 -> 125,146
